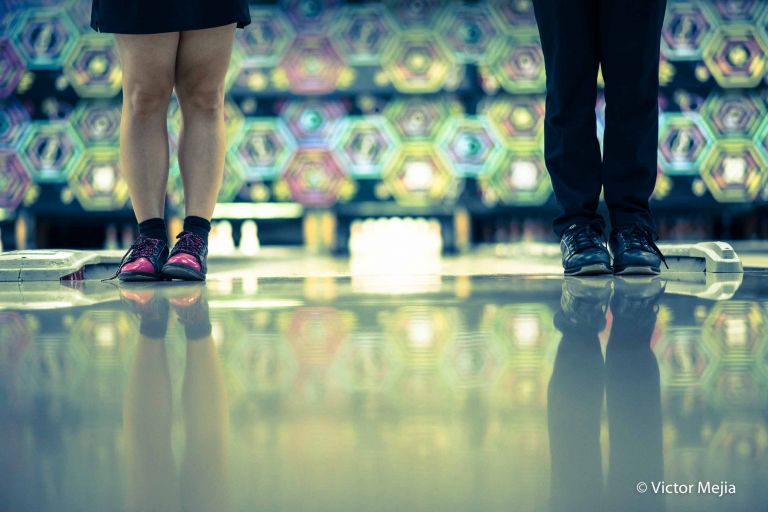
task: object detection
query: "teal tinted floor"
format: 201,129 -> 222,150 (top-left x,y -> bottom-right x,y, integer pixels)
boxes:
1,272 -> 767,512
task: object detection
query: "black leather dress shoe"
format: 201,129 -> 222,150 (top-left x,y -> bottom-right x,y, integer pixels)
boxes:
609,224 -> 668,275
559,224 -> 613,276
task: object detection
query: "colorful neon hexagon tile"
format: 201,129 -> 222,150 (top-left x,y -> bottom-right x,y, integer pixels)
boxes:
279,34 -> 346,95
480,148 -> 552,206
382,30 -> 455,93
480,96 -> 544,149
386,0 -> 445,29
63,33 -> 122,98
703,24 -> 768,88
658,113 -> 714,176
662,1 -> 717,61
68,147 -> 129,210
167,156 -> 246,210
277,147 -> 355,207
19,120 -> 83,183
702,92 -> 766,139
0,99 -> 29,148
230,117 -> 296,182
700,139 -> 767,203
0,37 -> 24,98
436,3 -> 501,64
70,100 -> 121,146
235,7 -> 294,66
437,115 -> 504,177
332,4 -> 397,65
383,97 -> 451,141
9,7 -> 78,69
488,33 -> 546,94
0,149 -> 31,210
713,0 -> 765,21
489,0 -> 538,32
281,0 -> 338,29
382,143 -> 459,206
280,99 -> 346,144
331,116 -> 398,178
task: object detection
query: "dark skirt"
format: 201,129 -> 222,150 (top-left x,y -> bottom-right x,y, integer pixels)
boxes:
91,0 -> 251,34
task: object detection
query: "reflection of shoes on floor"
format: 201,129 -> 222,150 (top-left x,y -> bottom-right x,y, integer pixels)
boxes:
556,277 -> 613,332
612,276 -> 666,319
120,287 -> 170,339
167,285 -> 211,341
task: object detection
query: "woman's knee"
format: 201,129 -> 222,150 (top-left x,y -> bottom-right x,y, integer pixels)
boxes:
176,83 -> 225,114
124,84 -> 173,118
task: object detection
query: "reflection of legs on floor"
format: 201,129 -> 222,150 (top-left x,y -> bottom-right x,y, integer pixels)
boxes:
124,337 -> 180,512
605,278 -> 665,512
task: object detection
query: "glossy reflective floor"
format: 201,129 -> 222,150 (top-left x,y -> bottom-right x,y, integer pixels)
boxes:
1,269 -> 767,512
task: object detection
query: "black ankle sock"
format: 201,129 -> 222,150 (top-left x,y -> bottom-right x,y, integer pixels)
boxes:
138,218 -> 167,241
183,216 -> 211,242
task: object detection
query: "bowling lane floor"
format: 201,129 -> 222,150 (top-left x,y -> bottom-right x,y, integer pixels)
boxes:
1,267 -> 768,512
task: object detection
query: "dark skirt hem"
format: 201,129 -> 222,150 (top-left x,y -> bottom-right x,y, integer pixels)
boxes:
91,18 -> 250,34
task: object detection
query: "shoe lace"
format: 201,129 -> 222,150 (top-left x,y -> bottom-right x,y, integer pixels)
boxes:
173,231 -> 205,257
616,225 -> 669,269
103,236 -> 163,281
566,225 -> 604,253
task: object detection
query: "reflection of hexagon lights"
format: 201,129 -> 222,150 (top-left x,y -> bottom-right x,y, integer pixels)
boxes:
437,115 -> 504,177
481,96 -> 544,149
230,117 -> 296,181
332,4 -> 397,65
331,116 -> 398,178
9,7 -> 78,69
0,37 -> 24,98
334,335 -> 402,392
70,100 -> 121,146
703,302 -> 765,363
68,147 -> 129,210
658,113 -> 714,176
384,306 -> 457,368
383,30 -> 455,93
489,34 -> 546,94
0,99 -> 29,148
280,34 -> 345,95
0,150 -> 31,210
278,147 -> 354,207
19,121 -> 83,183
281,99 -> 345,144
442,333 -> 503,388
436,3 -> 501,63
382,143 -> 459,206
657,327 -> 715,388
701,92 -> 766,138
481,149 -> 552,206
700,140 -> 767,203
235,7 -> 294,66
383,97 -> 450,141
661,2 -> 716,60
703,24 -> 768,88
63,33 -> 122,98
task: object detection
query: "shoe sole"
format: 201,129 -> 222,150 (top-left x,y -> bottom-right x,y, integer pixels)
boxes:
564,263 -> 613,276
162,264 -> 206,281
614,266 -> 660,276
118,272 -> 166,282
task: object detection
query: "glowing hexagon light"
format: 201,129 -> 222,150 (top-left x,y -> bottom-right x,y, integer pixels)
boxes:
383,97 -> 451,141
437,115 -> 504,177
386,0 -> 445,29
9,7 -> 78,69
0,150 -> 31,210
167,156 -> 246,210
382,30 -> 455,93
382,143 -> 459,206
63,33 -> 122,98
713,0 -> 764,21
0,99 -> 29,148
658,113 -> 714,176
700,139 -> 767,203
331,116 -> 398,178
281,0 -> 338,29
281,99 -> 346,144
702,92 -> 766,139
661,1 -> 716,60
703,24 -> 768,88
70,100 -> 121,146
332,4 -> 397,65
481,96 -> 545,149
480,148 -> 552,206
0,37 -> 24,98
436,3 -> 501,64
489,0 -> 538,32
278,33 -> 345,95
235,7 -> 294,66
276,147 -> 355,207
68,147 -> 129,210
488,34 -> 546,94
230,117 -> 296,182
19,121 -> 84,183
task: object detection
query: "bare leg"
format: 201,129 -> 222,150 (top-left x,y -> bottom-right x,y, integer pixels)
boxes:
114,33 -> 179,222
174,24 -> 236,219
